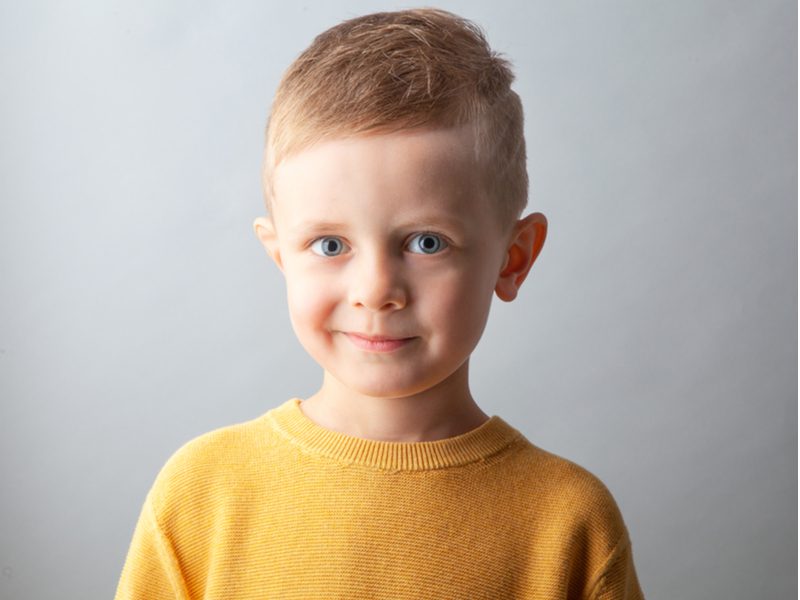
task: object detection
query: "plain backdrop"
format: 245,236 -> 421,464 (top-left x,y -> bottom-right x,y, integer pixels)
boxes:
0,1 -> 796,598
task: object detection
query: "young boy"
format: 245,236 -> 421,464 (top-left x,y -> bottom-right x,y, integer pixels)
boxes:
116,8 -> 644,599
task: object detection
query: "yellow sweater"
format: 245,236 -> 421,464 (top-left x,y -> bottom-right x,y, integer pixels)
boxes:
115,398 -> 644,599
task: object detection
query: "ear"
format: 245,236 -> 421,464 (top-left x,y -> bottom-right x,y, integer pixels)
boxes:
495,212 -> 547,302
252,216 -> 284,272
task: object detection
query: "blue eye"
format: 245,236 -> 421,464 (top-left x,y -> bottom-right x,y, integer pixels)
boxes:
310,236 -> 348,256
407,232 -> 447,254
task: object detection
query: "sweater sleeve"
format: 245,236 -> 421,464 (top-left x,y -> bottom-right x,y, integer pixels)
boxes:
114,494 -> 190,600
584,532 -> 644,600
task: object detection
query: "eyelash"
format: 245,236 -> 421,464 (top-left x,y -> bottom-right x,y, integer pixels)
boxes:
308,232 -> 450,257
310,236 -> 347,257
407,232 -> 449,254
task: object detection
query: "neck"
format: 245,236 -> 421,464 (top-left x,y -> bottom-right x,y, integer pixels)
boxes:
300,361 -> 490,442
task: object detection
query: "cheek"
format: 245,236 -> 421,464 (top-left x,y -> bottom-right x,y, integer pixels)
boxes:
422,268 -> 495,334
284,271 -> 337,330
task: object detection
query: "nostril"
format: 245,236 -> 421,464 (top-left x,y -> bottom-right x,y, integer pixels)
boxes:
349,282 -> 407,311
347,254 -> 407,310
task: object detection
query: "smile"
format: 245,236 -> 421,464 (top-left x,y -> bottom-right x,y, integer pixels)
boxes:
343,332 -> 416,353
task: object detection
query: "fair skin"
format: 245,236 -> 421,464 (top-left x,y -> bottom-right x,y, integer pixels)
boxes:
253,125 -> 546,442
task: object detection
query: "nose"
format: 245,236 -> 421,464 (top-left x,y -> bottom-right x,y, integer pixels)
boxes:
347,249 -> 407,311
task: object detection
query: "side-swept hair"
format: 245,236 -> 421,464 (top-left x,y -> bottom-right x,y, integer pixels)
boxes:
263,8 -> 528,229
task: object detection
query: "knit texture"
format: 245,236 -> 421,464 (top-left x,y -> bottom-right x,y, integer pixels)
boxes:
115,399 -> 644,599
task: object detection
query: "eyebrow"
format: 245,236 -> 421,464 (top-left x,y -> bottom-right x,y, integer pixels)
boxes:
289,215 -> 467,236
400,214 -> 467,231
288,221 -> 349,237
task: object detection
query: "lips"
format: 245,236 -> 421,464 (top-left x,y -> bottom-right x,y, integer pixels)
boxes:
343,332 -> 416,352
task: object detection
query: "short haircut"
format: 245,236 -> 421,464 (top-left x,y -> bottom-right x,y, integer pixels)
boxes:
263,8 -> 528,230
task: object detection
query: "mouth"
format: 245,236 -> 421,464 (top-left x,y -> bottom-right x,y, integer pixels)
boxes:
343,332 -> 417,353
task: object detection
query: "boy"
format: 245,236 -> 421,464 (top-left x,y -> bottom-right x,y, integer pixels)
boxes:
116,8 -> 644,599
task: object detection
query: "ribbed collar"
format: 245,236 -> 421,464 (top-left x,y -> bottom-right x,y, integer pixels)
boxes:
264,398 -> 522,471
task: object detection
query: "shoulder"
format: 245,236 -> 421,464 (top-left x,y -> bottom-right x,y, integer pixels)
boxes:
508,436 -> 631,546
506,438 -> 638,596
533,442 -> 623,510
511,436 -> 623,503
145,411 -> 277,516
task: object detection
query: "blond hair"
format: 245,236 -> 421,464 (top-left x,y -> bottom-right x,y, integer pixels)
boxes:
263,8 -> 528,229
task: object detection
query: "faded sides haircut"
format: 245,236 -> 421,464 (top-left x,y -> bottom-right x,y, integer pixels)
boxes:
262,8 -> 528,230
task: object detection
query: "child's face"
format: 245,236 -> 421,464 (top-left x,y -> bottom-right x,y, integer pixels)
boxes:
257,126 -> 521,400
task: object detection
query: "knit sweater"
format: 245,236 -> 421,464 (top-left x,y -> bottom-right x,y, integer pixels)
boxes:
115,398 -> 644,599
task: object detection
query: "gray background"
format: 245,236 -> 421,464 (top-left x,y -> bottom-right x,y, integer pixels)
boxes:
0,1 -> 796,598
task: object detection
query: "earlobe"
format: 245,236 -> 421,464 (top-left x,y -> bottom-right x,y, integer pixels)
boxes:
495,212 -> 547,302
252,216 -> 284,272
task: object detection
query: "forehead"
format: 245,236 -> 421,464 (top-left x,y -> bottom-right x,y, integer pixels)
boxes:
271,126 -> 487,222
